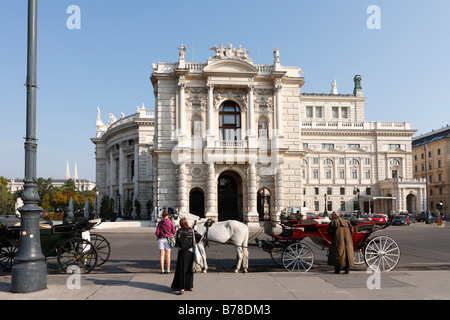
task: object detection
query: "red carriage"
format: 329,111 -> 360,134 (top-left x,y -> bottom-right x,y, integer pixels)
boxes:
257,216 -> 400,272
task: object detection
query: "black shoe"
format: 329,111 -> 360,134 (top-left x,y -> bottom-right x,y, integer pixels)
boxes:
334,267 -> 341,274
343,267 -> 350,274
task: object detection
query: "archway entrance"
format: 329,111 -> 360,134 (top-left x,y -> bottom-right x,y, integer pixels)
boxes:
189,188 -> 205,218
406,193 -> 417,214
218,171 -> 243,221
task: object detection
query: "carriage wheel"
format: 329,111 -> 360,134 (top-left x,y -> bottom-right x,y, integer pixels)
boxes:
364,236 -> 400,272
0,239 -> 18,270
57,238 -> 98,274
354,249 -> 365,265
282,242 -> 314,272
89,234 -> 111,266
269,245 -> 284,266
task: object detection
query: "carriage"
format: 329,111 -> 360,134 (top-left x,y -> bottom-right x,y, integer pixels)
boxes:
0,218 -> 111,274
257,215 -> 400,273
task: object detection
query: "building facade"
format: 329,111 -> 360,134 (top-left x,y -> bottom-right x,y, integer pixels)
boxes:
93,44 -> 425,226
412,126 -> 450,217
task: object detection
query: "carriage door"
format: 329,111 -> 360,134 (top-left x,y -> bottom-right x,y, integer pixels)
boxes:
218,172 -> 242,221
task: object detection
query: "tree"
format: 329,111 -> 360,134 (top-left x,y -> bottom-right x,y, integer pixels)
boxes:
134,199 -> 142,219
124,198 -> 133,219
0,177 -> 14,215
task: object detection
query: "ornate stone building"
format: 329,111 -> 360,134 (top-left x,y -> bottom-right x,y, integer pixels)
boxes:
92,44 -> 425,226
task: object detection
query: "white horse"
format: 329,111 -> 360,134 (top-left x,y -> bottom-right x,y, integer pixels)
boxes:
173,212 -> 249,273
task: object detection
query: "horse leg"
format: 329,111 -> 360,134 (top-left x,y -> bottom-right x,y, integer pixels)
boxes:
234,246 -> 243,273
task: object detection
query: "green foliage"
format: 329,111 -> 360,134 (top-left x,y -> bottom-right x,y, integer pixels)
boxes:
0,176 -> 14,215
134,199 -> 142,219
124,198 -> 133,219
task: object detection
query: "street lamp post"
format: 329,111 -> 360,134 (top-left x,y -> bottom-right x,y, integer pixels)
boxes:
323,194 -> 328,218
11,0 -> 47,293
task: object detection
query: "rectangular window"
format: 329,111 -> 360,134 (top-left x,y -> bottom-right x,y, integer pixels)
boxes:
306,107 -> 313,118
338,158 -> 345,165
322,143 -> 334,149
327,187 -> 332,195
327,201 -> 332,212
352,169 -> 358,179
341,107 -> 348,119
392,169 -> 398,179
313,169 -> 319,179
389,144 -> 401,149
365,158 -> 370,165
325,169 -> 332,179
340,201 -> 346,211
332,107 -> 339,118
314,187 -> 319,195
339,169 -> 345,179
315,106 -> 323,118
365,169 -> 371,179
312,157 -> 319,164
347,144 -> 360,149
314,201 -> 319,211
340,187 -> 345,195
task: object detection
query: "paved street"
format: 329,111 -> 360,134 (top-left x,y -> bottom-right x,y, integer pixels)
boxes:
0,222 -> 449,304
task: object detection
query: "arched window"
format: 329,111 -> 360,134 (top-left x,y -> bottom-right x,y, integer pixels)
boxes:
219,101 -> 241,140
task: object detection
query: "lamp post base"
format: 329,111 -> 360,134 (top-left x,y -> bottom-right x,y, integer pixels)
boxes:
11,261 -> 47,293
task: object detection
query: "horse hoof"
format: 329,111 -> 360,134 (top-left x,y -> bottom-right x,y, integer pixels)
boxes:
234,269 -> 239,274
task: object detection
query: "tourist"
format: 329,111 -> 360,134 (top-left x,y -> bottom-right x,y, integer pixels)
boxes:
155,211 -> 176,274
327,211 -> 354,274
171,217 -> 202,294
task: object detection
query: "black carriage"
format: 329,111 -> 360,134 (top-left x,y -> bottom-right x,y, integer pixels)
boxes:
0,218 -> 110,274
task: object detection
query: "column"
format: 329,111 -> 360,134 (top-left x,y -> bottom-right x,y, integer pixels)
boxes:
247,164 -> 259,226
206,84 -> 215,147
248,85 -> 255,136
178,77 -> 186,142
275,163 -> 284,220
133,143 -> 139,202
206,163 -> 218,221
119,146 -> 124,214
178,162 -> 187,215
274,80 -> 283,136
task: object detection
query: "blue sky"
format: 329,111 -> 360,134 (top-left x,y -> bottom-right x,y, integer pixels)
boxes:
1,0 -> 450,182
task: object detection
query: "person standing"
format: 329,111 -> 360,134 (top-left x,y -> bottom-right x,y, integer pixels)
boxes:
156,211 -> 176,274
171,218 -> 202,295
327,211 -> 354,274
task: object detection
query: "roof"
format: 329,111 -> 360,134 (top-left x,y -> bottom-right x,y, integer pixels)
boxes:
412,127 -> 450,148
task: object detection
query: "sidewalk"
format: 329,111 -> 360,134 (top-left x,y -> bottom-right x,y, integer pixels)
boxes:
1,269 -> 449,300
1,225 -> 449,301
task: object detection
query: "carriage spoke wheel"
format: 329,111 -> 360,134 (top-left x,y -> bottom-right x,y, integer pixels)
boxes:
89,234 -> 111,266
0,239 -> 18,270
57,238 -> 98,274
270,245 -> 284,266
354,249 -> 365,265
364,236 -> 400,272
282,242 -> 314,272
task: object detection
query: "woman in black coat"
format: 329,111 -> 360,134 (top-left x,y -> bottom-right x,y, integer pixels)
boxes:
171,218 -> 202,294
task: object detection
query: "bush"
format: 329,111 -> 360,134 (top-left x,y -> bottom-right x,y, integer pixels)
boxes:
42,212 -> 65,221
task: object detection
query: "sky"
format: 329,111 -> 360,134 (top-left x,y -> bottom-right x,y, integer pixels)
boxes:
1,0 -> 450,182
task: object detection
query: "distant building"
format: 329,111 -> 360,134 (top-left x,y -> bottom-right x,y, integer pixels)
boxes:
7,162 -> 95,193
92,44 -> 426,226
412,125 -> 450,217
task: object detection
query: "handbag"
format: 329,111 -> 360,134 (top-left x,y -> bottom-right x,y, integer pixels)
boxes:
192,222 -> 200,273
160,225 -> 175,248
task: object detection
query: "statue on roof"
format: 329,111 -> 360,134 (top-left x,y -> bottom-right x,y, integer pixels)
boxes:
209,43 -> 250,61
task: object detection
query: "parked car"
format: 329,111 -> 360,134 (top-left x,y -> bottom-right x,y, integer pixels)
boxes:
371,214 -> 387,223
392,215 -> 409,226
342,214 -> 356,221
399,213 -> 411,225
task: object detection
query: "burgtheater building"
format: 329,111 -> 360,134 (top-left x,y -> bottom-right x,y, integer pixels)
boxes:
92,44 -> 426,226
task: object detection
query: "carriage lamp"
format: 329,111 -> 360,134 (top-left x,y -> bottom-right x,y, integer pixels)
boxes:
11,0 -> 48,293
